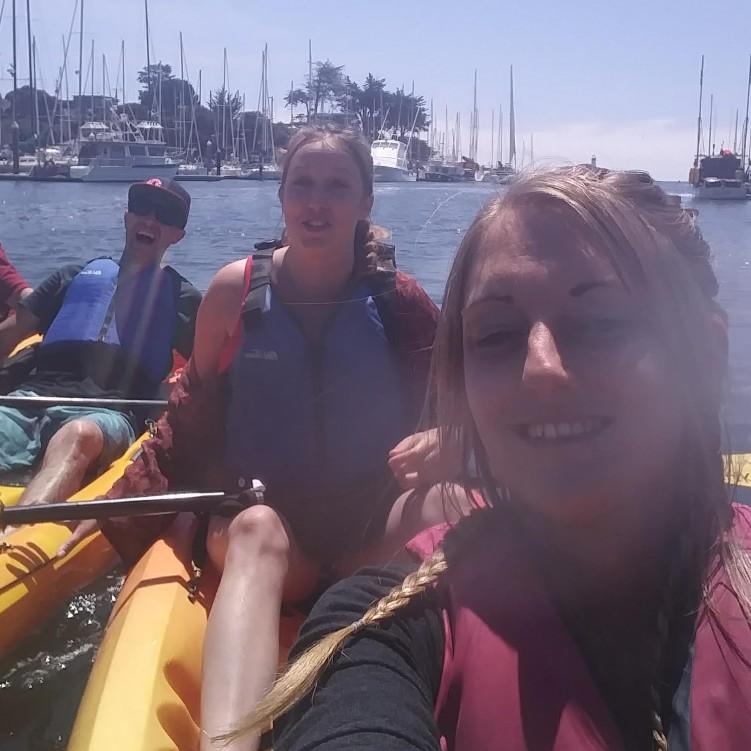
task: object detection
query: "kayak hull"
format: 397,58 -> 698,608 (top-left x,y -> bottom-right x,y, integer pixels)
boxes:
69,514 -> 304,751
0,433 -> 149,658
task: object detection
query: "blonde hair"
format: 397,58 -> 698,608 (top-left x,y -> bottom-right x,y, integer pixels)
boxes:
279,123 -> 389,276
231,167 -> 750,749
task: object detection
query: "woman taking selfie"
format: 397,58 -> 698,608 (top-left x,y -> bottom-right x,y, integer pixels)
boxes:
238,167 -> 751,750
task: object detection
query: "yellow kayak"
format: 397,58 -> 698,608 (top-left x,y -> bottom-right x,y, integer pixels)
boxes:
0,432 -> 151,658
68,513 -> 303,750
66,454 -> 751,750
0,336 -> 177,659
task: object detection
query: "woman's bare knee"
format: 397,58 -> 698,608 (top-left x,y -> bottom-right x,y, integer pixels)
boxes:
208,505 -> 318,603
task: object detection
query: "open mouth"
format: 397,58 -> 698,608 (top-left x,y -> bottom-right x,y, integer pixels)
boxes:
516,417 -> 613,444
302,219 -> 330,232
135,229 -> 156,245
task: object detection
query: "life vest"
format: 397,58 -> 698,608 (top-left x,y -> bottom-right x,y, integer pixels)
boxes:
41,257 -> 178,394
220,242 -> 412,493
407,506 -> 751,751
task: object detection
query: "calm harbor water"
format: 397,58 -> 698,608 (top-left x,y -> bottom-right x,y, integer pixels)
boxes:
0,179 -> 749,747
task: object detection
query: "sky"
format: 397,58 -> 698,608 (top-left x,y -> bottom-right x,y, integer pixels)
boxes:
0,0 -> 750,179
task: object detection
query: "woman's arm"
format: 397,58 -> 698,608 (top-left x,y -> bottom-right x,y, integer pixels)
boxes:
272,564 -> 445,751
65,260 -> 247,564
191,258 -> 247,383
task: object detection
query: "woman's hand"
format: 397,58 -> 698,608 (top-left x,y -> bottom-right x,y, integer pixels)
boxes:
388,428 -> 463,489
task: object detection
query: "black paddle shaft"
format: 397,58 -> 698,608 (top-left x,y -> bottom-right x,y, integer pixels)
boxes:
0,395 -> 168,409
0,491 -> 234,528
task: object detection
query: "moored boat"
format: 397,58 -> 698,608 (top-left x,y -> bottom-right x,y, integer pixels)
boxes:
422,160 -> 464,182
70,121 -> 180,183
690,152 -> 749,200
371,138 -> 417,182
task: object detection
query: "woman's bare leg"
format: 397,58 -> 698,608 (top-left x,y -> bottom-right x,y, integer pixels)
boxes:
201,505 -> 319,751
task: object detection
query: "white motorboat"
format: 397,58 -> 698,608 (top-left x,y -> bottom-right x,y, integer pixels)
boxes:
371,139 -> 417,182
70,121 -> 179,182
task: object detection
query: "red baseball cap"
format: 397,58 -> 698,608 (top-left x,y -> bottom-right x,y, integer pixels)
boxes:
128,177 -> 191,229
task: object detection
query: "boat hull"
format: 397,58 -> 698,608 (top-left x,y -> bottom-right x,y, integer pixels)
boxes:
694,183 -> 749,200
70,163 -> 179,183
373,165 -> 417,182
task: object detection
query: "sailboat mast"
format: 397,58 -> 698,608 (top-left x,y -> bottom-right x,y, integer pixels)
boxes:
179,31 -> 185,152
708,93 -> 713,156
144,0 -> 152,117
509,65 -> 516,168
308,39 -> 312,123
490,109 -> 494,167
121,40 -> 125,108
498,104 -> 503,166
77,0 -> 83,127
444,105 -> 448,161
471,69 -> 477,162
11,0 -> 19,172
101,52 -> 105,121
222,47 -> 227,153
741,54 -> 751,167
32,34 -> 39,142
89,40 -> 94,122
694,55 -> 704,165
64,36 -> 71,141
25,0 -> 34,144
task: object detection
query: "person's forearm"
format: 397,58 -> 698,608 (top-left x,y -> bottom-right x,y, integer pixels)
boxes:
0,318 -> 28,361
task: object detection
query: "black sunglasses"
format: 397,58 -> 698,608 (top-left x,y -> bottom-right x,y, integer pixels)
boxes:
128,195 -> 185,229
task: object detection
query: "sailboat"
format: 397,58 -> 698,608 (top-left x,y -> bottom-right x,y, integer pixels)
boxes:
481,65 -> 517,184
70,0 -> 179,182
689,55 -> 750,200
245,44 -> 282,180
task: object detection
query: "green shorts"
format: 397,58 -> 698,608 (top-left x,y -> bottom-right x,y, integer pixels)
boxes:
0,390 -> 136,473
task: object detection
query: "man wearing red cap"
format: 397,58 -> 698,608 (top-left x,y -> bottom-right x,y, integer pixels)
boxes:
0,178 -> 201,511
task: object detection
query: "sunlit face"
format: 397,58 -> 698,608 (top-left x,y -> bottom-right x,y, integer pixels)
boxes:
123,209 -> 185,264
280,140 -> 373,256
461,204 -> 684,528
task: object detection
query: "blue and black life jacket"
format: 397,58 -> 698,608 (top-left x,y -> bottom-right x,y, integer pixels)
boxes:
222,242 -> 413,494
41,257 -> 179,396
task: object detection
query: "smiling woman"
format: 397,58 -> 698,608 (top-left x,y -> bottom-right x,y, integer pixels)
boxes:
83,125 -> 454,751
237,167 -> 751,751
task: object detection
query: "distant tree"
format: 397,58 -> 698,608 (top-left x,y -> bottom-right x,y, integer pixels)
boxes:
383,88 -> 429,139
209,87 -> 242,154
285,87 -> 309,123
272,121 -> 293,149
2,86 -> 58,145
137,62 -> 174,117
118,101 -> 149,121
159,78 -> 199,148
307,60 -> 345,118
349,74 -> 386,139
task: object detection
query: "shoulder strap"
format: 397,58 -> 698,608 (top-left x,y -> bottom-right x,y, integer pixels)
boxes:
241,241 -> 277,328
366,241 -> 400,351
217,240 -> 281,374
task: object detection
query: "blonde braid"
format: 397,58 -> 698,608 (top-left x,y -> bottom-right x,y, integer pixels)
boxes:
219,549 -> 449,743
